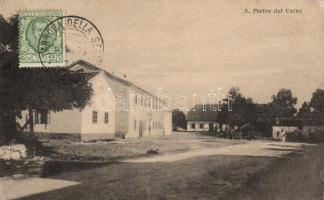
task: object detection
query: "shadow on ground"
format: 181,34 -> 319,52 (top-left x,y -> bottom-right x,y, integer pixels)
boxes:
40,160 -> 116,177
16,154 -> 280,200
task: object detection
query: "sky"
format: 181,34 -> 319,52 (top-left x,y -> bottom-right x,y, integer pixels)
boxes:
1,0 -> 324,110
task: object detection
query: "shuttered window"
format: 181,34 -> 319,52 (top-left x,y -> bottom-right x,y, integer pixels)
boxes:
104,112 -> 109,124
92,111 -> 98,123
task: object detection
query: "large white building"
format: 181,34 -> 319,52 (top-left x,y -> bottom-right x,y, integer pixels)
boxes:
18,60 -> 172,141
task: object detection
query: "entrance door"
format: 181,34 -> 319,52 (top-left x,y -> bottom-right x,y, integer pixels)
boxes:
209,123 -> 214,132
139,120 -> 143,137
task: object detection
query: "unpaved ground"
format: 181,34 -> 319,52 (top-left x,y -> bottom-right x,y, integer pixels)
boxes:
219,143 -> 324,200
1,140 -> 320,200
45,132 -> 243,160
124,141 -> 306,163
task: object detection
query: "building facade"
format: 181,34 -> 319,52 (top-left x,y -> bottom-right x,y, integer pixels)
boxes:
17,60 -> 172,141
272,118 -> 324,141
186,104 -> 224,132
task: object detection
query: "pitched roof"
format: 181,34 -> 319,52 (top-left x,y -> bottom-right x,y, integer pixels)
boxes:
67,60 -> 102,72
84,72 -> 100,80
17,67 -> 99,80
187,104 -> 219,121
67,60 -> 164,102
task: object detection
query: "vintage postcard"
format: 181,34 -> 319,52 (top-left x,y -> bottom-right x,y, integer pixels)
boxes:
1,0 -> 324,199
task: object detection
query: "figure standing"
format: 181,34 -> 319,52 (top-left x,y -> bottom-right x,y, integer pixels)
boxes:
224,127 -> 228,139
281,129 -> 286,143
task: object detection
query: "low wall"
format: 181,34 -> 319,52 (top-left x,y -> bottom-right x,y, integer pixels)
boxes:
305,126 -> 324,142
272,126 -> 298,140
272,125 -> 324,142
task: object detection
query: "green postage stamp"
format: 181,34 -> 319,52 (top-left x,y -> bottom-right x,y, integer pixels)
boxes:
18,10 -> 64,67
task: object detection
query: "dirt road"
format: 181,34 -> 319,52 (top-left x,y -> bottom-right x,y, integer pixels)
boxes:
123,141 -> 305,163
219,143 -> 324,200
1,141 -> 324,200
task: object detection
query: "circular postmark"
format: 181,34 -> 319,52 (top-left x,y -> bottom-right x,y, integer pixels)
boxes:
38,15 -> 104,67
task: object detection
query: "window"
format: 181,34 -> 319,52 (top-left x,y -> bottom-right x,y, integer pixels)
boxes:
92,111 -> 98,123
143,96 -> 152,109
134,120 -> 137,130
135,95 -> 138,104
199,124 -> 204,129
104,112 -> 109,124
191,123 -> 195,129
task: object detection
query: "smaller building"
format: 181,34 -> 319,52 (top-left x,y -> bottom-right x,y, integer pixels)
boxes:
272,118 -> 324,141
187,104 -> 224,132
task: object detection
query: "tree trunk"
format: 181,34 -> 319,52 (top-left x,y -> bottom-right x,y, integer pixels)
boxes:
0,106 -> 17,144
28,108 -> 34,132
